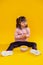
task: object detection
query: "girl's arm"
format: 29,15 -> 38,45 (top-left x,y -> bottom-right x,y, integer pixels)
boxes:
18,28 -> 30,38
25,28 -> 30,38
15,29 -> 25,39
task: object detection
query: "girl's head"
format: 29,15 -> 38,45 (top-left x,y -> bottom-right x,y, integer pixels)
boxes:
16,16 -> 28,29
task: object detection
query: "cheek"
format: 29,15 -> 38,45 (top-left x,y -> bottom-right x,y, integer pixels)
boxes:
23,24 -> 25,26
25,23 -> 27,25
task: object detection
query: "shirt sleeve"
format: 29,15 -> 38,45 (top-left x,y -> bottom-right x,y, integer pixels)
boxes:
14,28 -> 22,39
26,28 -> 30,37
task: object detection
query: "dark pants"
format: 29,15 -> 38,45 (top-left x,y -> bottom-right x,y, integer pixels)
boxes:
7,41 -> 37,51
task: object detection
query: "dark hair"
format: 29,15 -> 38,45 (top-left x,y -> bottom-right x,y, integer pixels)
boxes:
16,16 -> 28,29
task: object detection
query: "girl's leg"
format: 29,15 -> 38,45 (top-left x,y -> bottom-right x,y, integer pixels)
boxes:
1,41 -> 22,56
25,41 -> 37,50
7,41 -> 22,51
20,41 -> 40,55
1,41 -> 40,56
7,41 -> 37,51
25,41 -> 41,55
19,41 -> 37,50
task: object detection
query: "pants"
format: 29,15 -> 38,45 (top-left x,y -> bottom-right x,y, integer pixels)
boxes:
7,41 -> 37,51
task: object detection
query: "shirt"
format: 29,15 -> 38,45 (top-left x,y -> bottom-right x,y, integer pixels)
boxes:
14,27 -> 30,41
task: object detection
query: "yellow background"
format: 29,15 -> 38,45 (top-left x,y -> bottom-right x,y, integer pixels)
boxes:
0,0 -> 43,65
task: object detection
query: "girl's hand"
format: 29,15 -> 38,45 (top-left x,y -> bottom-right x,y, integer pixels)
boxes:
21,33 -> 26,38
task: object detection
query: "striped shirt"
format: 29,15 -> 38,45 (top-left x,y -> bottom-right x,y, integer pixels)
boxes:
14,27 -> 30,41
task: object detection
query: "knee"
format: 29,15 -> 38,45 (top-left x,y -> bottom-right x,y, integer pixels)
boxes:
10,42 -> 14,46
10,42 -> 18,47
33,42 -> 37,46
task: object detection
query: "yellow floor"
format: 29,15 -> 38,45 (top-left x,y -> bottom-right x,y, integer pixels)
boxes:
0,42 -> 43,65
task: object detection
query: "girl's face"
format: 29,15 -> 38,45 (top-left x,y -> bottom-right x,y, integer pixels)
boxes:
20,21 -> 27,28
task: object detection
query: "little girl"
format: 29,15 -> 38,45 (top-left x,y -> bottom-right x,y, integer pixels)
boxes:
1,16 -> 40,56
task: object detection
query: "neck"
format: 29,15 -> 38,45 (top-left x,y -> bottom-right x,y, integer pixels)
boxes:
21,26 -> 25,29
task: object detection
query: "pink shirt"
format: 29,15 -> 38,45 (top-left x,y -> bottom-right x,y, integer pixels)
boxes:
14,27 -> 30,41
